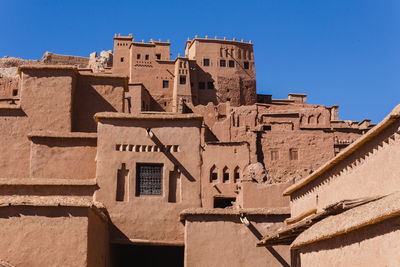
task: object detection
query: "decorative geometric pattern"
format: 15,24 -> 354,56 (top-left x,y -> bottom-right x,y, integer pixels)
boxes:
137,164 -> 163,195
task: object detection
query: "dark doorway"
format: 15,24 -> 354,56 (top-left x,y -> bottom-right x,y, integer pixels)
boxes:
110,244 -> 184,267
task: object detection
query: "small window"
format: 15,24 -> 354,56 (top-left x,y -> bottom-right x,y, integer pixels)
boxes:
238,49 -> 242,59
234,167 -> 240,183
145,54 -> 149,60
136,163 -> 163,196
198,82 -> 205,90
120,57 -> 124,62
163,80 -> 169,88
164,102 -> 167,107
12,89 -> 18,96
203,58 -> 210,66
207,82 -> 214,90
156,54 -> 161,60
263,125 -> 271,131
223,167 -> 229,183
137,54 -> 141,60
227,89 -> 230,93
227,98 -> 231,102
244,61 -> 249,69
229,60 -> 235,68
220,60 -> 226,67
210,165 -> 218,183
290,148 -> 298,160
271,150 -> 279,161
180,75 -> 186,84
214,197 -> 235,208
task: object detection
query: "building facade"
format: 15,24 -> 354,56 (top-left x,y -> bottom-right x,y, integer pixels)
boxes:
0,34 -> 377,266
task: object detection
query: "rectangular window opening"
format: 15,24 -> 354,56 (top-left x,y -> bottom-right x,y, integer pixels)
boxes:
271,150 -> 279,161
203,58 -> 210,66
207,82 -> 214,90
137,54 -> 141,60
136,163 -> 163,196
180,75 -> 186,85
145,54 -> 149,60
229,60 -> 235,68
156,54 -> 161,60
220,59 -> 226,67
244,61 -> 249,69
163,80 -> 169,88
214,197 -> 236,208
290,148 -> 298,160
120,57 -> 124,62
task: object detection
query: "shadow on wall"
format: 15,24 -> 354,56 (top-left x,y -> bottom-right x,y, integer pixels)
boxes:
244,215 -> 290,267
148,131 -> 196,182
194,65 -> 217,105
72,83 -> 118,133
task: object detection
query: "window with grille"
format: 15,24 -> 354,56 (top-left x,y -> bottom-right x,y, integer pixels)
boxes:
136,164 -> 163,196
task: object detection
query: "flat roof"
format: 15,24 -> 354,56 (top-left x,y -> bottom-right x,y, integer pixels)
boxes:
95,112 -> 203,123
28,131 -> 97,140
180,207 -> 290,221
284,104 -> 400,196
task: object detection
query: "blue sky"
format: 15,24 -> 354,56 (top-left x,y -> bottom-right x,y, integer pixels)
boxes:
1,0 -> 399,123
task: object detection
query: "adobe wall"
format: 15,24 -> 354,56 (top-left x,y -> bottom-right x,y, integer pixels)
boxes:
183,212 -> 290,267
0,78 -> 19,99
87,208 -> 110,267
0,179 -> 97,201
41,52 -> 89,67
238,181 -> 292,208
201,142 -> 250,208
0,67 -> 76,178
95,114 -> 202,244
72,74 -> 125,132
29,134 -> 97,179
295,215 -> 400,267
290,119 -> 400,218
186,38 -> 257,106
0,206 -> 98,267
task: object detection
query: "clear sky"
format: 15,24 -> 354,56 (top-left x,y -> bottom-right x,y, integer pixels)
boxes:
1,0 -> 399,123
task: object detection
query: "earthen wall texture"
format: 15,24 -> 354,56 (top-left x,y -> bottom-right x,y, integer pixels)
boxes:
95,117 -> 202,243
295,216 -> 400,267
185,214 -> 290,267
0,206 -> 90,267
290,119 -> 400,218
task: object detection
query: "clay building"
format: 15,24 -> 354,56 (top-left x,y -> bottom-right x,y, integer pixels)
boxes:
0,34 -> 375,266
258,104 -> 400,267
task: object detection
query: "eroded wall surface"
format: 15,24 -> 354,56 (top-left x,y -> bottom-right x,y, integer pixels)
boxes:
290,120 -> 400,218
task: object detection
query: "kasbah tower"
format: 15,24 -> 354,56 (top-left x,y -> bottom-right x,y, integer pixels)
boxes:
0,33 -> 377,267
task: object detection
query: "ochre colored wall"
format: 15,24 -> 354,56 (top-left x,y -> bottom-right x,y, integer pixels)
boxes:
184,214 -> 290,267
201,142 -> 250,208
87,209 -> 109,267
29,137 -> 97,179
0,206 -> 89,267
95,116 -> 202,243
291,120 -> 400,218
72,74 -> 125,132
296,216 -> 400,267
